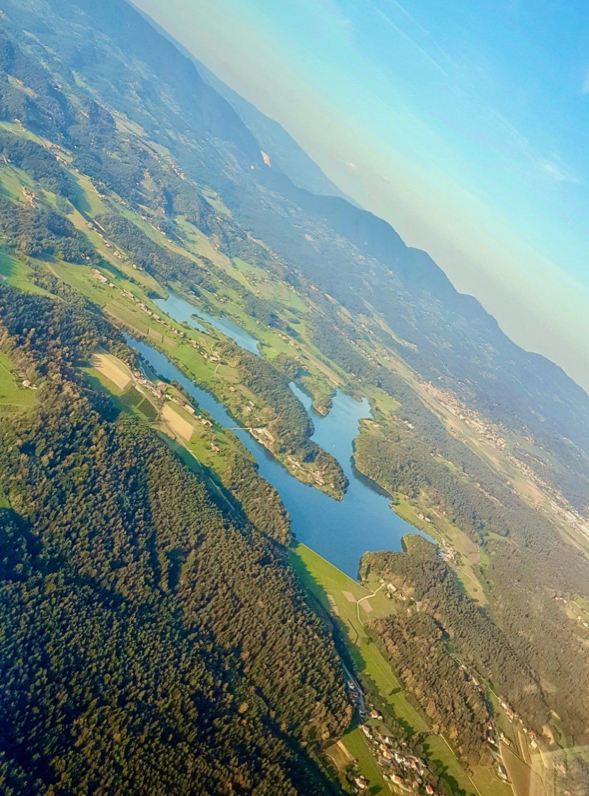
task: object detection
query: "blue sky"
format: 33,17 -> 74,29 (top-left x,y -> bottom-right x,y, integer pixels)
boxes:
134,0 -> 589,391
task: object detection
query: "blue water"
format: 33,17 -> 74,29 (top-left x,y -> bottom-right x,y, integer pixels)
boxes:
127,333 -> 426,578
154,293 -> 260,355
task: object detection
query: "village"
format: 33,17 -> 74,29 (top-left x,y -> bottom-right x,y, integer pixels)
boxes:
355,721 -> 433,794
424,382 -> 507,451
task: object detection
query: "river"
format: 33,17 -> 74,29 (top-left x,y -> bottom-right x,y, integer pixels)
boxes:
131,294 -> 427,578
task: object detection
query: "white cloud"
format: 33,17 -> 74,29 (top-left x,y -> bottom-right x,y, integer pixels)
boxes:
539,158 -> 582,185
346,161 -> 358,171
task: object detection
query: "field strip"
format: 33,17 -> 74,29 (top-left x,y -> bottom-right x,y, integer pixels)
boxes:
162,403 -> 195,441
92,352 -> 132,390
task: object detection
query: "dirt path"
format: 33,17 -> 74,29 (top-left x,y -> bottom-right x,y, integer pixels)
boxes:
357,583 -> 384,625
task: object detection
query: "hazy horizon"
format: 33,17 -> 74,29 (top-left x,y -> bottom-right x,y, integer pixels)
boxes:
133,0 -> 589,394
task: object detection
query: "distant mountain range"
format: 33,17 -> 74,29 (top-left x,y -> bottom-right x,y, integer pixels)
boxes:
131,1 -> 355,203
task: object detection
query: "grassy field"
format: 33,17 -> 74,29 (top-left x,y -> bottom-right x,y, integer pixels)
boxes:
341,727 -> 388,794
470,765 -> 513,796
0,351 -> 37,411
0,249 -> 50,295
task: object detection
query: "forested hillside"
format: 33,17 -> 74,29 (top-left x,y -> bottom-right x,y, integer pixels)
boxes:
0,283 -> 349,795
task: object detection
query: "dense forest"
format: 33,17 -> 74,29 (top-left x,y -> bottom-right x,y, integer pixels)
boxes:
226,343 -> 348,495
372,611 -> 491,767
0,194 -> 95,264
0,283 -> 350,795
0,130 -> 73,197
360,537 -> 588,740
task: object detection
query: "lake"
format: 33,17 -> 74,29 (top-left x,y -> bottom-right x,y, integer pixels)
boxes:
154,293 -> 260,355
128,303 -> 427,578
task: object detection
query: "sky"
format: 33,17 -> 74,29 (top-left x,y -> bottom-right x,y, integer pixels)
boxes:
133,0 -> 589,392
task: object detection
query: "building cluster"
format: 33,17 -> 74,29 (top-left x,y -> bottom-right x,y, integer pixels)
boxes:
520,471 -> 589,543
436,537 -> 457,563
425,377 -> 589,544
345,677 -> 366,720
132,369 -> 163,400
426,378 -> 589,559
554,595 -> 589,630
391,414 -> 415,431
91,269 -> 115,288
425,382 -> 507,450
359,724 -> 438,795
384,581 -> 409,603
22,187 -> 37,205
276,331 -> 296,347
457,663 -> 485,696
118,288 -> 189,339
455,660 -> 542,782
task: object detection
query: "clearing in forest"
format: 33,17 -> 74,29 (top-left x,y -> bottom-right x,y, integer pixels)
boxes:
0,351 -> 37,410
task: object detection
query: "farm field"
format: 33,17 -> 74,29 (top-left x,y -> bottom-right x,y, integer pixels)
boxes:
92,352 -> 133,392
161,401 -> 195,441
501,744 -> 544,796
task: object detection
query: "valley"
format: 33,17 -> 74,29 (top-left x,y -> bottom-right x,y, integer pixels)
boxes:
0,2 -> 588,794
